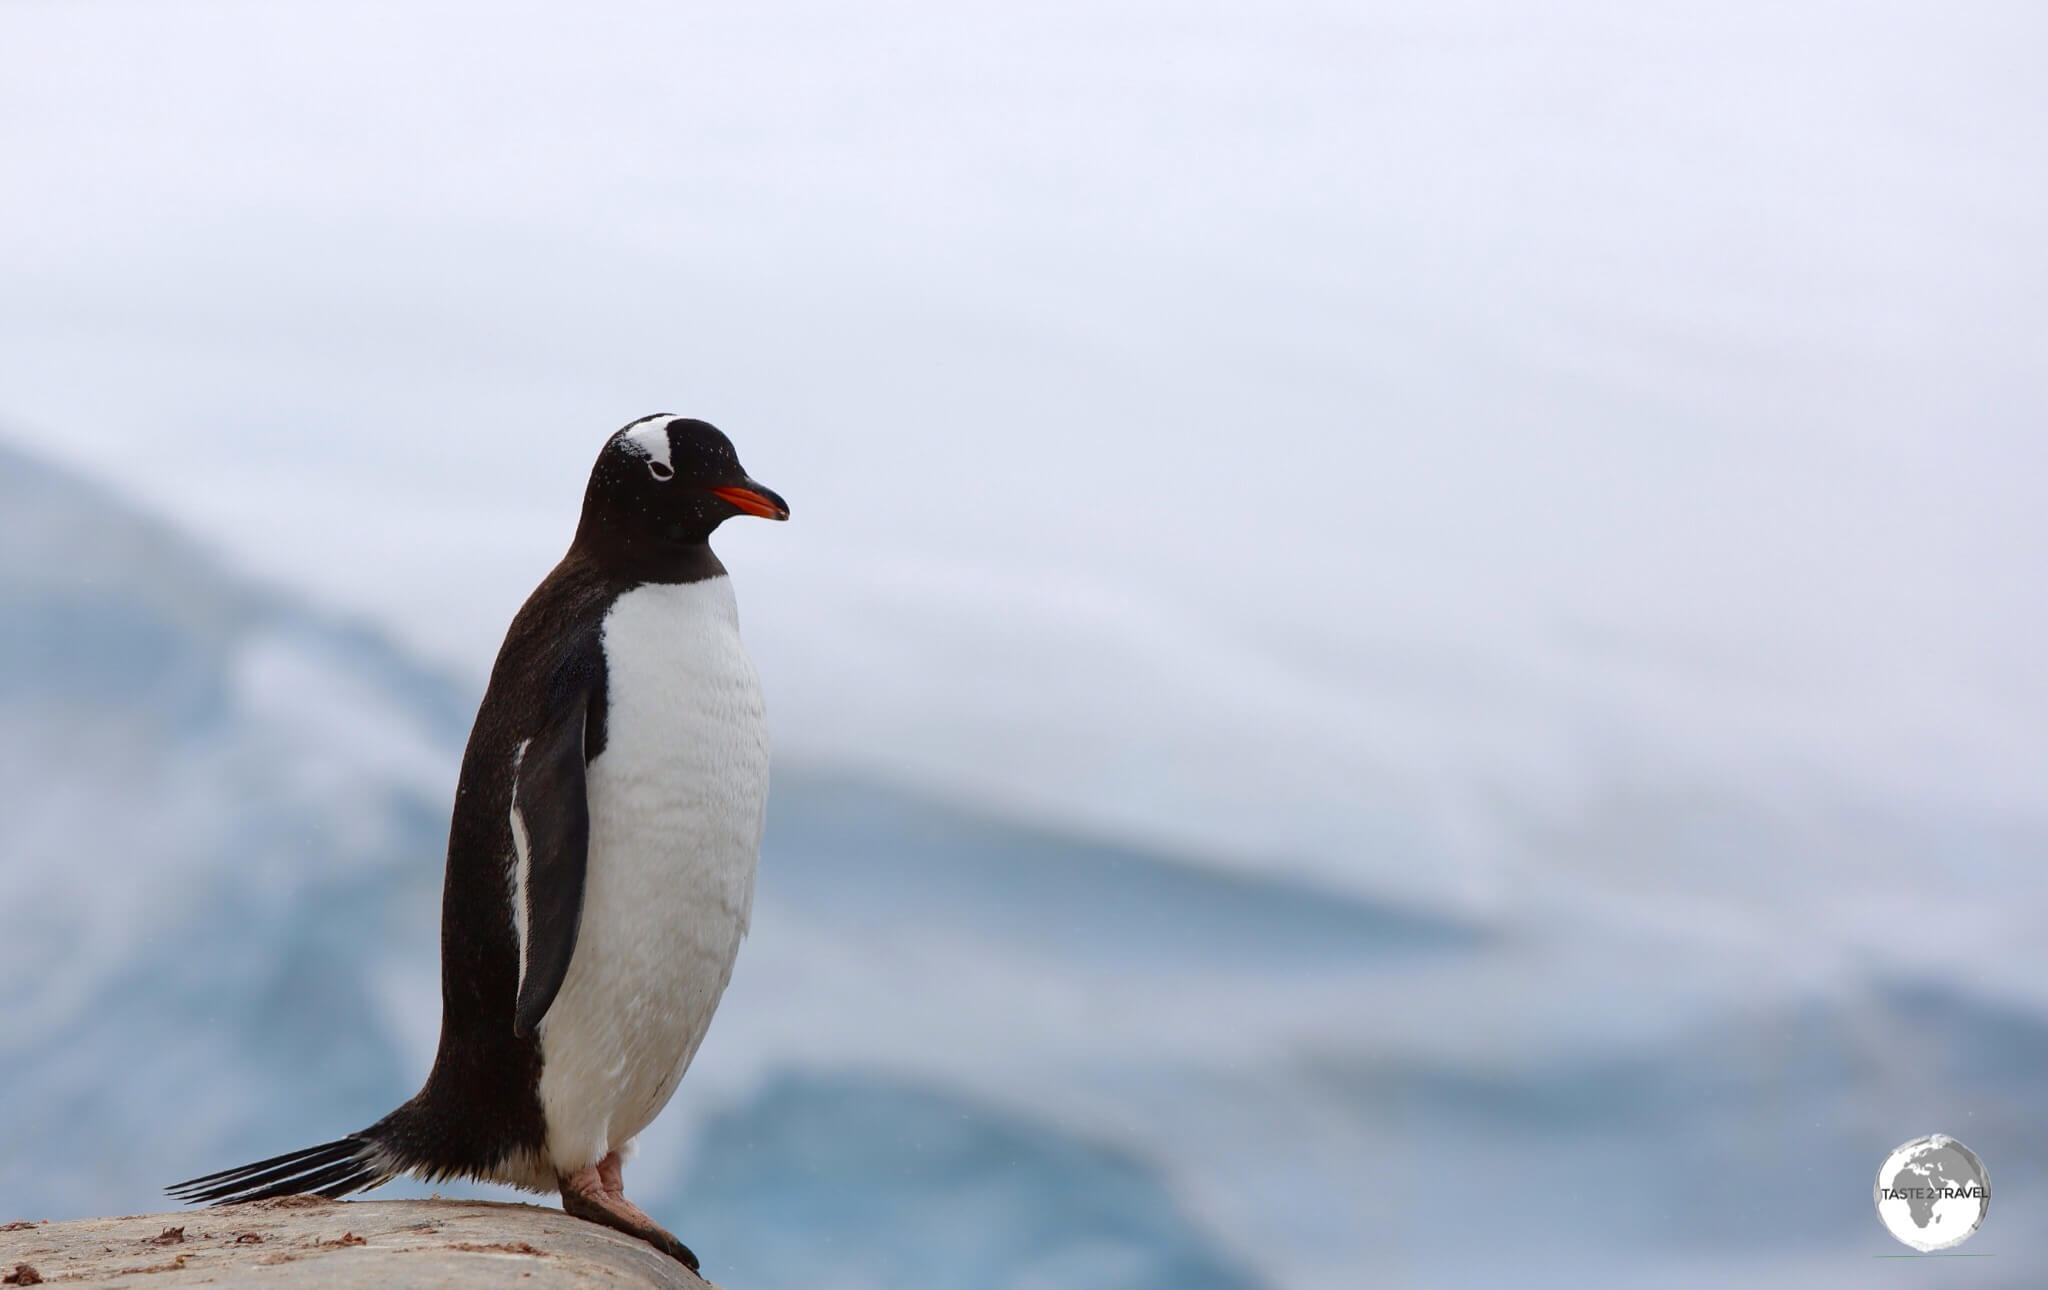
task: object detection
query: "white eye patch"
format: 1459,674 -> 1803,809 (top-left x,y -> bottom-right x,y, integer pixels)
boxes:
622,414 -> 679,476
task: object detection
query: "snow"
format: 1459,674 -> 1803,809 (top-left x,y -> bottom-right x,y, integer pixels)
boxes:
5,430 -> 2048,1284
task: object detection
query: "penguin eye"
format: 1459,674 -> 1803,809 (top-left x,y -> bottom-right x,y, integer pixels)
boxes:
647,461 -> 674,481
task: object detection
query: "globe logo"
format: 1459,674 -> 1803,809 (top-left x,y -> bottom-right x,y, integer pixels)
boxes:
1874,1134 -> 1990,1252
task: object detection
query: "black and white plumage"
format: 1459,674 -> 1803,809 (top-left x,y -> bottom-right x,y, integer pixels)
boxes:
169,415 -> 790,1268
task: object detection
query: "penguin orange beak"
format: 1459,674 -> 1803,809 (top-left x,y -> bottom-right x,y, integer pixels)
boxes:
710,480 -> 790,521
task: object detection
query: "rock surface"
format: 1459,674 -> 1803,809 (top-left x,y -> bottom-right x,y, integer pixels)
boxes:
0,1197 -> 714,1288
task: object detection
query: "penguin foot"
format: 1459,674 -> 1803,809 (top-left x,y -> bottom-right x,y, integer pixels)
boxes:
557,1153 -> 699,1273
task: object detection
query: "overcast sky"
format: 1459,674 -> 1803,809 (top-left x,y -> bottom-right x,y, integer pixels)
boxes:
4,1 -> 2043,897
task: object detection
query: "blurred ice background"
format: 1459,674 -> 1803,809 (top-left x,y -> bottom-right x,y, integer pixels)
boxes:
1,2 -> 2043,1286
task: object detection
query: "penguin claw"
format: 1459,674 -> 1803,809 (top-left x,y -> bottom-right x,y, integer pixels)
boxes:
557,1156 -> 700,1273
649,1229 -> 700,1272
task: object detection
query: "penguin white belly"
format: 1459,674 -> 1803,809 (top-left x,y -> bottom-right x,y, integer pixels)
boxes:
536,576 -> 767,1172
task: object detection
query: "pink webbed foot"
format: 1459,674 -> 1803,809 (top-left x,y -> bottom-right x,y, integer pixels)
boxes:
557,1151 -> 698,1272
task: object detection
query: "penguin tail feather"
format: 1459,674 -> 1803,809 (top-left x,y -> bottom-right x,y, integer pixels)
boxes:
166,1134 -> 394,1206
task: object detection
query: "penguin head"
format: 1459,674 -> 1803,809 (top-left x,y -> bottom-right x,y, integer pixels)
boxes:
578,414 -> 789,555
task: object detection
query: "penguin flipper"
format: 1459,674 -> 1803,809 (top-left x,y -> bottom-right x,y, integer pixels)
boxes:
511,678 -> 593,1038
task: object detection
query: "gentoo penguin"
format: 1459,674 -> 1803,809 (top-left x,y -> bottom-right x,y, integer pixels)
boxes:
168,414 -> 789,1270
